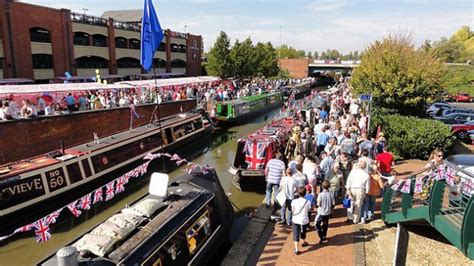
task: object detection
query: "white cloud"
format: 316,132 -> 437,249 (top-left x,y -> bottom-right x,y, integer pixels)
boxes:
307,0 -> 348,13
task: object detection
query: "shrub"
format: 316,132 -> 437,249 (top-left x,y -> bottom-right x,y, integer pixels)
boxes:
370,114 -> 455,159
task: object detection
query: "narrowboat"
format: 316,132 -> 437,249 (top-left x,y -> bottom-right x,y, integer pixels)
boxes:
229,117 -> 297,191
0,111 -> 213,236
291,83 -> 313,100
213,92 -> 283,126
39,169 -> 234,266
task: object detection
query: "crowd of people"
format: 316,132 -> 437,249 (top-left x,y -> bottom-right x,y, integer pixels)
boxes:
263,79 -> 396,255
0,77 -> 308,121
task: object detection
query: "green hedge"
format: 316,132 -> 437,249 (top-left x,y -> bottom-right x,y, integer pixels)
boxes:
370,113 -> 455,159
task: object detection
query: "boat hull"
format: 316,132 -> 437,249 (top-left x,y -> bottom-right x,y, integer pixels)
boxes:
215,101 -> 283,127
0,125 -> 213,237
230,167 -> 266,191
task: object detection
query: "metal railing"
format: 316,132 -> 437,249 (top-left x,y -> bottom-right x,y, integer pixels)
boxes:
71,13 -> 107,26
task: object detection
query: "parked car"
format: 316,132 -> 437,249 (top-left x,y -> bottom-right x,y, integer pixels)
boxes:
438,108 -> 474,118
427,102 -> 452,116
469,130 -> 474,145
435,113 -> 474,125
450,120 -> 474,142
454,93 -> 472,102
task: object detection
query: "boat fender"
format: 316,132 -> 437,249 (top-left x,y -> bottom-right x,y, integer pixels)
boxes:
56,246 -> 78,266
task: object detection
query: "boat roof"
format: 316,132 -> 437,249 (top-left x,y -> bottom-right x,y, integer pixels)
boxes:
0,113 -> 201,179
244,117 -> 296,143
219,92 -> 281,106
40,172 -> 214,265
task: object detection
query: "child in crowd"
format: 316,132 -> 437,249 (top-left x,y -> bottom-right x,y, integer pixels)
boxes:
304,185 -> 317,222
315,181 -> 335,244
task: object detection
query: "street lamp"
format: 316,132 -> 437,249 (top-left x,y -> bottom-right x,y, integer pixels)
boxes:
184,25 -> 187,34
82,8 -> 88,16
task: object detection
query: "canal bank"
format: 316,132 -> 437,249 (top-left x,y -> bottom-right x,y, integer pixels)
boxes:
0,108 -> 281,265
223,158 -> 474,266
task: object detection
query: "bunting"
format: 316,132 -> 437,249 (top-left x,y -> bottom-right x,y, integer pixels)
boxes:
414,177 -> 424,193
400,180 -> 411,194
0,153 -> 210,243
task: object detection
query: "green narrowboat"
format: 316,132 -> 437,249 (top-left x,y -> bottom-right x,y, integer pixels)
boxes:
213,92 -> 284,126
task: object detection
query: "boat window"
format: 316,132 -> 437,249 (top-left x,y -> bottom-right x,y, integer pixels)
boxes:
0,174 -> 45,210
173,122 -> 194,139
45,167 -> 67,192
66,162 -> 83,184
165,128 -> 174,144
217,104 -> 228,117
186,210 -> 211,255
91,133 -> 163,173
81,159 -> 92,178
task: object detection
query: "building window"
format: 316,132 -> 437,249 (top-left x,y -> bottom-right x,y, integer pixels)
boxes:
32,54 -> 54,69
153,58 -> 166,68
117,57 -> 140,68
76,56 -> 108,68
158,42 -> 166,51
30,27 -> 51,43
129,38 -> 140,49
92,34 -> 107,47
178,44 -> 187,53
170,43 -> 179,53
171,59 -> 186,68
73,32 -> 90,46
115,37 -> 128,48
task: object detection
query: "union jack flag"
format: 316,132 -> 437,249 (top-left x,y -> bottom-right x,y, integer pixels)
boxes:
414,177 -> 424,193
463,180 -> 473,194
176,159 -> 187,166
46,208 -> 63,224
33,218 -> 51,243
244,141 -> 267,170
67,200 -> 82,217
93,187 -> 103,204
79,194 -> 92,210
115,176 -> 126,194
14,223 -> 34,233
123,173 -> 132,184
105,181 -> 115,201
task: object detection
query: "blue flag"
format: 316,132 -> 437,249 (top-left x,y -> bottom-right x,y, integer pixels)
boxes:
140,0 -> 164,72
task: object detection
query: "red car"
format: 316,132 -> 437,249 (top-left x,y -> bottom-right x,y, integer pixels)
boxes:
451,120 -> 474,141
454,93 -> 472,102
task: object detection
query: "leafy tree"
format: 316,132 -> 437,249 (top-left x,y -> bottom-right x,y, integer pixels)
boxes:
431,26 -> 474,63
320,51 -> 327,59
307,51 -> 313,58
420,39 -> 432,53
351,34 -> 446,115
254,42 -> 279,77
275,45 -> 306,58
230,38 -> 256,78
314,51 -> 319,59
353,50 -> 359,59
206,31 -> 232,78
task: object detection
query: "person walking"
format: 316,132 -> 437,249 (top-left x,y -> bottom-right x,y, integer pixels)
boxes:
291,187 -> 311,255
346,161 -> 370,224
376,145 -> 394,177
362,165 -> 384,221
315,181 -> 335,244
279,168 -> 296,226
264,152 -> 286,208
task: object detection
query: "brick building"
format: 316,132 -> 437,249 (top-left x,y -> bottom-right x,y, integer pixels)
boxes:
0,0 -> 203,82
278,58 -> 310,78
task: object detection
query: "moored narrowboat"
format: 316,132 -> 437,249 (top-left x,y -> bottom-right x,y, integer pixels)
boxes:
0,111 -> 213,236
229,117 -> 297,191
39,168 -> 234,266
214,92 -> 283,126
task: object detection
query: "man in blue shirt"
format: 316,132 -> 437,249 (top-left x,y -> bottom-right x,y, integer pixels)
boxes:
65,93 -> 76,112
316,126 -> 329,157
319,108 -> 328,122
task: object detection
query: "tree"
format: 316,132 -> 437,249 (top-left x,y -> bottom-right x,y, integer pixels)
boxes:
353,50 -> 359,59
314,51 -> 319,59
206,31 -> 232,78
320,51 -> 327,60
230,38 -> 256,78
420,39 -> 432,53
307,51 -> 313,58
430,26 -> 474,63
254,42 -> 279,77
351,34 -> 446,115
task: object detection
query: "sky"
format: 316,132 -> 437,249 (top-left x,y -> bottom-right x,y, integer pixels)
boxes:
21,0 -> 473,54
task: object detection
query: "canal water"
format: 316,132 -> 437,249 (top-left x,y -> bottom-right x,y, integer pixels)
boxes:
0,109 -> 281,265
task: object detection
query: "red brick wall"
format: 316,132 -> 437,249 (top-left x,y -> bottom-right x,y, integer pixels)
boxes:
1,1 -> 72,79
278,58 -> 310,78
0,100 -> 196,164
186,34 -> 203,76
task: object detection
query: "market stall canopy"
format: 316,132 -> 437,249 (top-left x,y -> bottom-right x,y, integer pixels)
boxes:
117,76 -> 220,88
0,82 -> 134,94
0,78 -> 34,85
